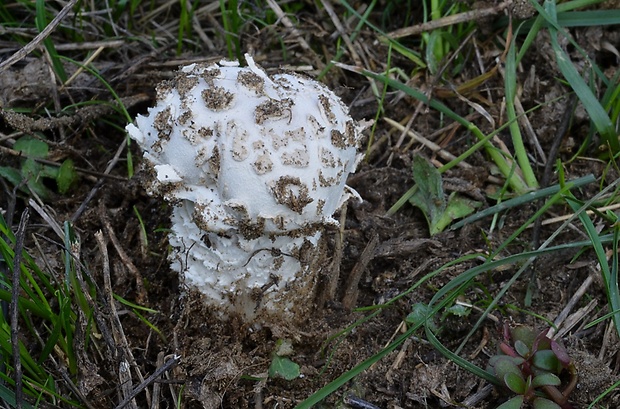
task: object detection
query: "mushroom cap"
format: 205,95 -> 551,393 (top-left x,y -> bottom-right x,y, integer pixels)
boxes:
126,55 -> 364,234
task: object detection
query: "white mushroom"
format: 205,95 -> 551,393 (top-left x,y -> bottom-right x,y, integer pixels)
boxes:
126,54 -> 366,323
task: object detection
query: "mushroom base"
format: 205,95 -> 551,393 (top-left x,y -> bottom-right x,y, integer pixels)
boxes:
169,204 -> 331,325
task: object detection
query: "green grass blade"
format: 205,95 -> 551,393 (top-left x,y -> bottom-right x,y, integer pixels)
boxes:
425,326 -> 497,384
35,0 -> 67,82
542,0 -> 617,151
351,66 -> 528,193
554,10 -> 620,27
566,195 -> 620,337
505,24 -> 538,188
450,174 -> 595,229
37,314 -> 63,365
337,0 -> 425,68
295,320 -> 425,408
0,383 -> 34,409
0,288 -> 51,320
557,0 -> 607,11
59,55 -> 134,177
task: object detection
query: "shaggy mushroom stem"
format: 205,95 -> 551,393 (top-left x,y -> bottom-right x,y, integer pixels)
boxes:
126,54 -> 367,324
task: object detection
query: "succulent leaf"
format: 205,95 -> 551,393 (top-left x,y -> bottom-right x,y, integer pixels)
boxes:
511,326 -> 537,349
514,339 -> 530,358
531,372 -> 561,388
550,340 -> 571,366
532,397 -> 562,409
533,329 -> 552,351
490,325 -> 575,409
493,356 -> 525,381
532,350 -> 560,372
504,372 -> 527,394
500,342 -> 518,357
496,395 -> 524,409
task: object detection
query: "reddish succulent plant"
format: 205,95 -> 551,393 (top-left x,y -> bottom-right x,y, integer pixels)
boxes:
487,324 -> 577,409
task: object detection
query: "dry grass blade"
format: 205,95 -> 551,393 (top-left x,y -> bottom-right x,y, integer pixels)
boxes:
385,1 -> 510,39
115,355 -> 180,409
95,230 -> 146,408
548,274 -> 595,338
342,233 -> 379,310
10,208 -> 29,409
0,0 -> 79,72
383,117 -> 472,168
99,206 -> 147,303
71,137 -> 131,223
265,0 -> 323,68
321,0 -> 362,67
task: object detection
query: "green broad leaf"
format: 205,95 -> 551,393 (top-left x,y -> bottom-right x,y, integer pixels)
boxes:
544,0 -> 618,152
268,355 -> 300,381
497,395 -> 524,409
409,155 -> 481,234
21,158 -> 43,179
443,303 -> 470,318
425,29 -> 442,74
20,158 -> 51,199
409,155 -> 445,232
489,355 -> 525,368
532,350 -> 560,372
533,329 -> 553,351
57,159 -> 77,194
406,302 -> 438,333
432,192 -> 481,235
533,397 -> 562,409
14,135 -> 49,158
0,166 -> 23,186
40,163 -> 59,180
532,372 -> 561,388
504,372 -> 527,394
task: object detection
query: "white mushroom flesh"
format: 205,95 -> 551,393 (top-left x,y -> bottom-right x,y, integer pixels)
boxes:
126,55 -> 364,321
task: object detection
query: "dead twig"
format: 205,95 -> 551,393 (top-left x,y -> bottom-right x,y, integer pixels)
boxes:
0,95 -> 149,134
343,394 -> 380,409
54,39 -> 126,51
150,352 -> 165,409
99,205 -> 147,305
0,0 -> 79,73
549,273 -> 595,338
321,0 -> 362,67
71,135 -> 129,223
342,233 -> 379,310
384,117 -> 472,169
265,0 -> 324,69
11,208 -> 29,409
534,202 -> 620,227
317,208 -> 347,307
384,1 -> 510,39
96,230 -> 147,409
115,355 -> 181,409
